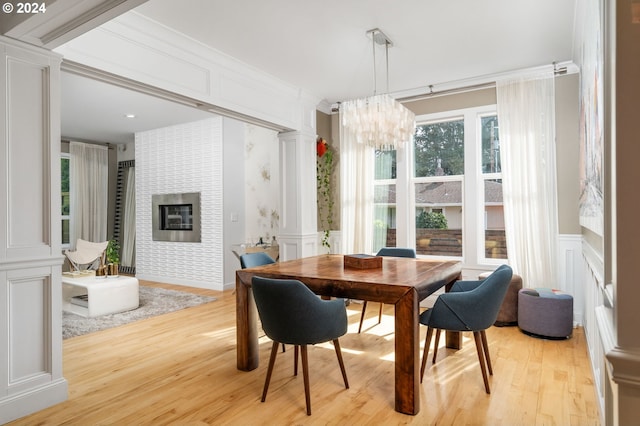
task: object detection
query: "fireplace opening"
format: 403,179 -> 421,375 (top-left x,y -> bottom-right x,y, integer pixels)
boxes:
160,204 -> 193,231
152,192 -> 201,242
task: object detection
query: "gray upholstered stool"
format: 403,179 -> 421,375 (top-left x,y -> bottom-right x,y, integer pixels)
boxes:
518,288 -> 573,339
479,271 -> 523,326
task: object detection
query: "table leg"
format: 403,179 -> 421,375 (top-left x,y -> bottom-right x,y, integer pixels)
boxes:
394,289 -> 419,415
236,273 -> 259,371
444,276 -> 462,350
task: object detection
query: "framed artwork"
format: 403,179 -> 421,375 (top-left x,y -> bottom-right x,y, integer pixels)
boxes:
578,0 -> 604,236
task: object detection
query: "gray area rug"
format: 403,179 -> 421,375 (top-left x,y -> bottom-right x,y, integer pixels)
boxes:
63,285 -> 216,339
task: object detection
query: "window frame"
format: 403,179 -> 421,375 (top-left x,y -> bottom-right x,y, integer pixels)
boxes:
392,105 -> 505,269
61,153 -> 71,249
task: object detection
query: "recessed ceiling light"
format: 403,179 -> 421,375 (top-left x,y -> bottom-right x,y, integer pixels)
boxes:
124,114 -> 136,119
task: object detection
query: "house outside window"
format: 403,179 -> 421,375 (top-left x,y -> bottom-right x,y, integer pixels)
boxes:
373,105 -> 507,267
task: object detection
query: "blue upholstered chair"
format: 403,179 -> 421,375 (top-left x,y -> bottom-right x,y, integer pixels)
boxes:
419,264 -> 512,393
239,252 -> 275,269
239,252 -> 285,352
358,247 -> 417,333
251,276 -> 349,416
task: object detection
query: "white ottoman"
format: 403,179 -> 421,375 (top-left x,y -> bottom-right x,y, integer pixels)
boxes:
62,275 -> 139,317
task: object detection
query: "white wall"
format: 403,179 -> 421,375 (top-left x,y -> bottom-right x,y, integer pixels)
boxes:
135,117 -> 224,290
222,118 -> 246,288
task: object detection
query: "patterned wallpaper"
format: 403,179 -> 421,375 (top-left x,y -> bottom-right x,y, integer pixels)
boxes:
244,124 -> 279,245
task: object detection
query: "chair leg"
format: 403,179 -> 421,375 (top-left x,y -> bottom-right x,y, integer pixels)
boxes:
294,345 -> 299,376
358,301 -> 369,333
473,331 -> 491,394
300,345 -> 311,415
432,329 -> 441,363
261,340 -> 280,402
420,327 -> 434,383
333,339 -> 349,389
282,343 -> 286,353
377,303 -> 383,324
480,330 -> 493,375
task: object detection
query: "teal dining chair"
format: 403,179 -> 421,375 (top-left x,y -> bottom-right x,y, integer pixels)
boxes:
239,252 -> 275,269
358,247 -> 417,333
419,264 -> 512,393
251,276 -> 349,415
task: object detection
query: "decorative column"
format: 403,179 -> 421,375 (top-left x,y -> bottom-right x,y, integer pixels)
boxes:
277,129 -> 318,260
0,36 -> 68,424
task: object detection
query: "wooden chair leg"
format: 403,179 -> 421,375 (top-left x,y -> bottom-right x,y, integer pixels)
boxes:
432,329 -> 441,363
480,330 -> 493,375
300,345 -> 311,415
333,339 -> 349,389
262,341 -> 280,402
294,345 -> 299,376
473,331 -> 491,394
358,301 -> 369,333
282,343 -> 286,353
377,303 -> 383,324
420,327 -> 434,383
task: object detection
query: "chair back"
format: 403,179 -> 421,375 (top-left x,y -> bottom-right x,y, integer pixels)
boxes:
376,247 -> 416,258
426,264 -> 513,331
240,252 -> 275,269
251,277 -> 347,345
64,239 -> 108,270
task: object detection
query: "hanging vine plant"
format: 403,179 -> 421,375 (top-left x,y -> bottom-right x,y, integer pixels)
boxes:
316,137 -> 334,250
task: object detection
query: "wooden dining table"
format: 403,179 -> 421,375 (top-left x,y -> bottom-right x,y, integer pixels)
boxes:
235,254 -> 462,415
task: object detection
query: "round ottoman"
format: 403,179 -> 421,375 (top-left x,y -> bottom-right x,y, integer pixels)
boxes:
518,288 -> 573,339
479,271 -> 523,326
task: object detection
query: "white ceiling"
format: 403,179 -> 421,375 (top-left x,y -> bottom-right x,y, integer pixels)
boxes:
60,0 -> 578,144
61,72 -> 214,144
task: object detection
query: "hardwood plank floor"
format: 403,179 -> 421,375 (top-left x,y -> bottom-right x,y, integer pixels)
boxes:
10,280 -> 600,425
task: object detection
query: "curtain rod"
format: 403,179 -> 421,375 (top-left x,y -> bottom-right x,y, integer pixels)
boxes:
333,62 -> 571,111
399,62 -> 569,104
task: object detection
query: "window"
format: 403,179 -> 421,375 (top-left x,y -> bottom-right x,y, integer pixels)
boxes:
61,154 -> 70,247
480,115 -> 507,260
413,117 -> 464,257
373,106 -> 507,267
373,150 -> 397,251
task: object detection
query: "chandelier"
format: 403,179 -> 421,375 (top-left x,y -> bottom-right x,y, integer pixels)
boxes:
341,28 -> 415,151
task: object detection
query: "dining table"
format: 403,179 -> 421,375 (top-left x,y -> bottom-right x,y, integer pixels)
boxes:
235,254 -> 462,415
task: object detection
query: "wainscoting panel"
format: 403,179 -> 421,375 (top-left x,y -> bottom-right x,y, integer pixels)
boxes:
558,234 -> 584,325
582,239 -> 608,422
7,270 -> 50,392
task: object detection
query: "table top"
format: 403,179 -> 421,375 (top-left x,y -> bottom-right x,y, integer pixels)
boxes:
236,254 -> 461,303
61,274 -> 138,287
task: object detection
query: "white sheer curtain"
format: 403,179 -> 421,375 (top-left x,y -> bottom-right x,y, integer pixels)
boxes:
70,141 -> 108,246
496,73 -> 558,288
340,110 -> 375,254
121,167 -> 136,267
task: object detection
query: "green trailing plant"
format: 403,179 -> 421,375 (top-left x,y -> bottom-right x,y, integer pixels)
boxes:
316,137 -> 334,250
106,238 -> 120,264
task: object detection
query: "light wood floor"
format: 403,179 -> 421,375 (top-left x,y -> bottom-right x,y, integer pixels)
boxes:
11,280 -> 600,425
